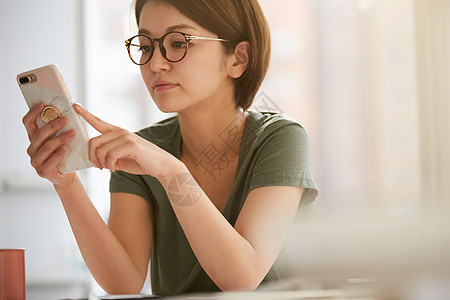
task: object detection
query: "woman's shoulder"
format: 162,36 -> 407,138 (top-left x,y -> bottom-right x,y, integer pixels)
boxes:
246,110 -> 308,138
241,111 -> 311,159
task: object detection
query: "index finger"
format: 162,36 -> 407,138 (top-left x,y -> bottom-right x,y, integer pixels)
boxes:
22,102 -> 45,140
73,103 -> 118,134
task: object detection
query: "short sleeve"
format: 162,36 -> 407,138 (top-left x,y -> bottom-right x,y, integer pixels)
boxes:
110,170 -> 154,203
248,123 -> 318,206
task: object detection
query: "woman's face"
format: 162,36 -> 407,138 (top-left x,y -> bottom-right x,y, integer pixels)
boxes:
138,1 -> 234,114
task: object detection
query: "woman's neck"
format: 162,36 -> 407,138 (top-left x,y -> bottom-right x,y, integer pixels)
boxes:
178,99 -> 246,164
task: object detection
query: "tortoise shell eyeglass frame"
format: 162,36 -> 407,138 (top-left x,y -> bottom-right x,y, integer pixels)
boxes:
125,31 -> 230,65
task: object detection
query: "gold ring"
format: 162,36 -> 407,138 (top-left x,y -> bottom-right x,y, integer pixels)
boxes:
41,105 -> 61,123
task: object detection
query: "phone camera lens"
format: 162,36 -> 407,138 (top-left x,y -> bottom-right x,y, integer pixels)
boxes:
19,76 -> 30,84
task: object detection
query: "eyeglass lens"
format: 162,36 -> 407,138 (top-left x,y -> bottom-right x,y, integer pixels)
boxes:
128,32 -> 188,64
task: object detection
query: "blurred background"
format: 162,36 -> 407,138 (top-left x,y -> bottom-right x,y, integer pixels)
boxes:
0,0 -> 449,299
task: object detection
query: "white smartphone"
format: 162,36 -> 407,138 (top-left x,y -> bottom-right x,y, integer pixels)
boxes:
17,64 -> 94,174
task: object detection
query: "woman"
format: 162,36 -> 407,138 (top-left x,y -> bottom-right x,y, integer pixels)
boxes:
22,0 -> 318,296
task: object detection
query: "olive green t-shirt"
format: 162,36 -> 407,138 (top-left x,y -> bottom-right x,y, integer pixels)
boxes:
110,111 -> 318,296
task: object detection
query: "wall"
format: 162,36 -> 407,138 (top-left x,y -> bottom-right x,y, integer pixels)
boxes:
0,0 -> 90,298
414,0 -> 450,213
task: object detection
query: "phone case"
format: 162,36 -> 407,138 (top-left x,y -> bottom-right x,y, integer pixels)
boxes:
17,64 -> 94,174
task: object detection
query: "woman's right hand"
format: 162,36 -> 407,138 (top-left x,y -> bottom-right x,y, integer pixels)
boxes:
22,102 -> 77,186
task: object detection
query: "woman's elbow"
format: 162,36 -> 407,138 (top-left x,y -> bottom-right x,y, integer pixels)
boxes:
102,278 -> 146,296
220,281 -> 260,292
217,271 -> 263,292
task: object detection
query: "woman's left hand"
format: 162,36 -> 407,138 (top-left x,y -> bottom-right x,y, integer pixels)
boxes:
74,103 -> 180,178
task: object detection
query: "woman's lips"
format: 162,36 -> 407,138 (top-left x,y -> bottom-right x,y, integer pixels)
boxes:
152,81 -> 179,92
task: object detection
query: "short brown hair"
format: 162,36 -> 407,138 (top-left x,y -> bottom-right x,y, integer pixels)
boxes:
134,0 -> 271,110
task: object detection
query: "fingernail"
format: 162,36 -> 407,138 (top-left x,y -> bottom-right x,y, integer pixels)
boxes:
36,102 -> 45,110
73,102 -> 84,110
58,117 -> 67,124
66,130 -> 75,138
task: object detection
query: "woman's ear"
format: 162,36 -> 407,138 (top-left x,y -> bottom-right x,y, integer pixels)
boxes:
228,41 -> 250,79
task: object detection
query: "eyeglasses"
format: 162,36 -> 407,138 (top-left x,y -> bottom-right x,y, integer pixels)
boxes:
125,31 -> 229,65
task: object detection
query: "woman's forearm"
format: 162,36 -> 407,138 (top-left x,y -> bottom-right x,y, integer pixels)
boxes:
53,174 -> 147,294
160,168 -> 266,291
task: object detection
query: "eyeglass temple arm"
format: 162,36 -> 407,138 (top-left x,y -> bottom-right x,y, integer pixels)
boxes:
187,36 -> 228,42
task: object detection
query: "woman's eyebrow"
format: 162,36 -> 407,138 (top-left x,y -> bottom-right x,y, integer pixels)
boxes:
138,28 -> 151,35
166,24 -> 197,32
138,24 -> 197,35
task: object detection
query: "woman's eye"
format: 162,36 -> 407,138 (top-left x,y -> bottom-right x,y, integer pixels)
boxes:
139,45 -> 151,54
171,41 -> 187,49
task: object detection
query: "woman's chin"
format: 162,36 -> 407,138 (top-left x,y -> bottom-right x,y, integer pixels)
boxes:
153,99 -> 185,114
153,96 -> 202,115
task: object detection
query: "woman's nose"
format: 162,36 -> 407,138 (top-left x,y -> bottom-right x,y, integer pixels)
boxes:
150,43 -> 170,72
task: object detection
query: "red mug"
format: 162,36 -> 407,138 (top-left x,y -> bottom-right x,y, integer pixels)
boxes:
0,249 -> 26,300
